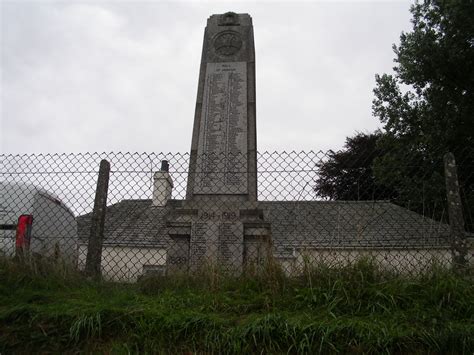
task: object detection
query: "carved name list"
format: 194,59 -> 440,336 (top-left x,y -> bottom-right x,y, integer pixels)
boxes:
194,62 -> 248,194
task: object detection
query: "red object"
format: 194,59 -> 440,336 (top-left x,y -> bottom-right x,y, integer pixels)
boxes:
15,215 -> 33,250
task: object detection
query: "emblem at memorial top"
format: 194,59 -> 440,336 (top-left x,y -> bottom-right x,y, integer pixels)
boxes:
213,31 -> 242,56
218,12 -> 239,26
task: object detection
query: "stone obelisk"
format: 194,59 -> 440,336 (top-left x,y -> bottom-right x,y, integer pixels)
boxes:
166,13 -> 269,274
186,12 -> 257,202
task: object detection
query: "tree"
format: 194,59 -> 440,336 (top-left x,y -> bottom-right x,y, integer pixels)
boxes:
315,131 -> 396,200
372,0 -> 474,227
373,0 -> 473,150
315,0 -> 473,227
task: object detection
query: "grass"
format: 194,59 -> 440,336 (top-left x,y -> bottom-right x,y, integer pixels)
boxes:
0,257 -> 473,354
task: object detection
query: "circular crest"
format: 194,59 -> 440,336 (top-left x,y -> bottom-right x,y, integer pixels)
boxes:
213,31 -> 242,57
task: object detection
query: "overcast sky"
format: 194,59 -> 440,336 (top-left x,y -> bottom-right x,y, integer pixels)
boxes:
1,0 -> 413,155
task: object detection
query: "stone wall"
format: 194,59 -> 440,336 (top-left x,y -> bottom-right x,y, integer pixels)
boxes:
78,244 -> 166,282
280,247 -> 458,275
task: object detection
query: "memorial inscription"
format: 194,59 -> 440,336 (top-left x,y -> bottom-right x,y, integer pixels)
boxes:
191,222 -> 208,262
199,210 -> 238,221
218,222 -> 243,269
194,62 -> 248,195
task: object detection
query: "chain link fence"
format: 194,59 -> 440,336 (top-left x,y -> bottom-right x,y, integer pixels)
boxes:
1,149 -> 472,282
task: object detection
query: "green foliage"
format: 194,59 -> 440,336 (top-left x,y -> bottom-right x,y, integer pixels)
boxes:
1,257 -> 473,353
373,0 -> 474,149
372,0 -> 474,226
315,131 -> 397,200
372,134 -> 448,219
318,0 -> 474,227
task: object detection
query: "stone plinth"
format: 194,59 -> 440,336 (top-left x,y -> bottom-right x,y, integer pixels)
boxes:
165,199 -> 271,273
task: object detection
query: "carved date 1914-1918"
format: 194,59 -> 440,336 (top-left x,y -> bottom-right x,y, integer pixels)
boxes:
199,211 -> 238,221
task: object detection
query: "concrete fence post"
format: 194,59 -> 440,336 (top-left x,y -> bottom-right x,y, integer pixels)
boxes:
443,152 -> 467,269
85,159 -> 110,277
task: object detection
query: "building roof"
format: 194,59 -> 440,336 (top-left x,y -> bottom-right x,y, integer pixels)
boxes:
259,201 -> 449,257
77,199 -> 450,250
78,199 -> 171,247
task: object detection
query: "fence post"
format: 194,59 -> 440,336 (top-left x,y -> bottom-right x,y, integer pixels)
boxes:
443,152 -> 467,270
85,159 -> 110,277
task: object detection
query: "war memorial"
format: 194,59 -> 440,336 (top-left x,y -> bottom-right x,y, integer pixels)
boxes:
76,12 -> 457,281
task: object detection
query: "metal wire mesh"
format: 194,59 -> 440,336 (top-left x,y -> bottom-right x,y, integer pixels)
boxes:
1,149 -> 472,282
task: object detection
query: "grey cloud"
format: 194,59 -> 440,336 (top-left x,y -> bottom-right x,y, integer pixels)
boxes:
1,1 -> 412,154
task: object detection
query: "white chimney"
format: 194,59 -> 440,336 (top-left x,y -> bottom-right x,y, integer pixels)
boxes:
152,160 -> 173,207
